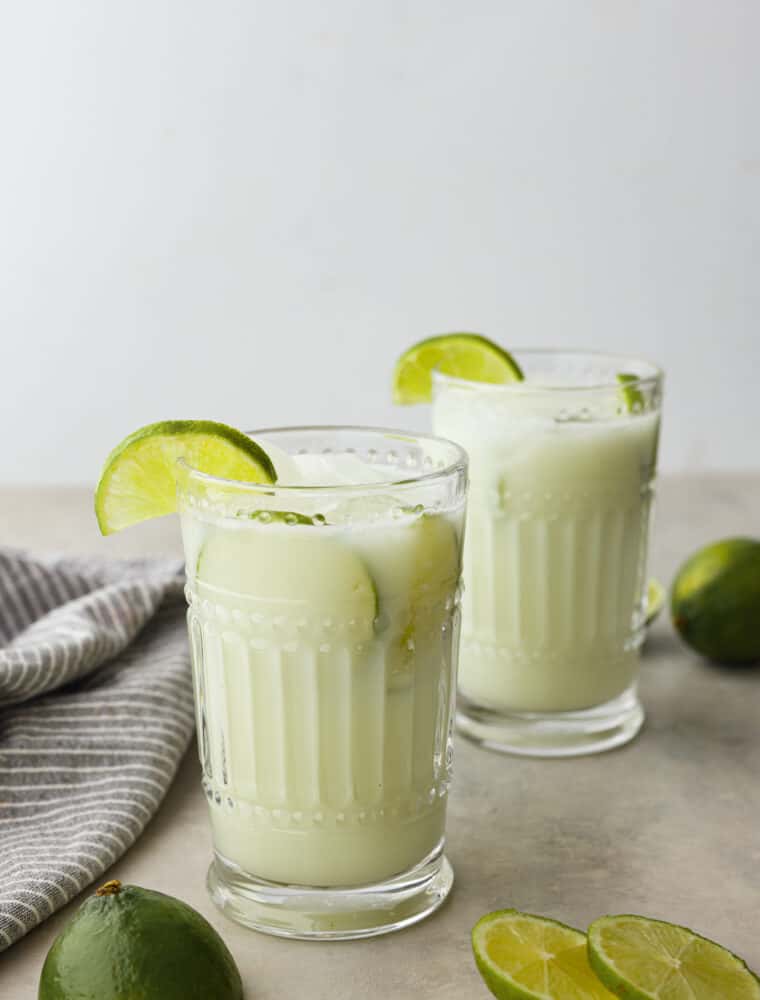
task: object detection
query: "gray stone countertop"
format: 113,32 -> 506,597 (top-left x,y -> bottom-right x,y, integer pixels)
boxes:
1,476 -> 759,998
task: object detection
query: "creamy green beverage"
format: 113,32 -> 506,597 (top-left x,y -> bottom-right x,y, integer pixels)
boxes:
431,350 -> 663,756
178,428 -> 468,936
94,420 -> 467,938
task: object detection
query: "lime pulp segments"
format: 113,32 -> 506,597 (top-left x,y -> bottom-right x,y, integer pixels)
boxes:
393,333 -> 524,404
472,910 -> 616,1000
95,420 -> 276,535
588,915 -> 760,1000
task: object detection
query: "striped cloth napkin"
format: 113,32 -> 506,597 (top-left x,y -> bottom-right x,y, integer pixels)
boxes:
0,548 -> 194,951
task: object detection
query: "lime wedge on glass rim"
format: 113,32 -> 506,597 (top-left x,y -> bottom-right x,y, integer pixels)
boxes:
588,914 -> 760,1000
617,372 -> 646,413
95,420 -> 276,535
472,910 -> 615,999
393,333 -> 524,404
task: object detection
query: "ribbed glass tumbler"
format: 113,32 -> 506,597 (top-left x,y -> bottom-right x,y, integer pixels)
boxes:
177,426 -> 468,939
433,351 -> 663,758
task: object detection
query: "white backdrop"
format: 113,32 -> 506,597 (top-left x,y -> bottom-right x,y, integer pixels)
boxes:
1,1 -> 758,484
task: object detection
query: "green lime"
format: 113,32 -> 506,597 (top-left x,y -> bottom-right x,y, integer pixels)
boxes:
617,373 -> 645,413
671,537 -> 760,664
645,578 -> 666,627
39,880 -> 243,1000
588,914 -> 760,999
472,909 -> 615,999
392,333 -> 524,404
95,419 -> 276,535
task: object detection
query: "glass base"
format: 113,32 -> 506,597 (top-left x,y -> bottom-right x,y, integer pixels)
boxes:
207,843 -> 454,940
456,685 -> 644,758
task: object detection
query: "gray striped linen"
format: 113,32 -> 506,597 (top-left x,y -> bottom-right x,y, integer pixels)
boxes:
0,547 -> 193,950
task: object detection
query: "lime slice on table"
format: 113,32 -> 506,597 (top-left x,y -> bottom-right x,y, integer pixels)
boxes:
588,914 -> 760,999
95,420 -> 276,535
472,910 -> 616,999
393,333 -> 524,404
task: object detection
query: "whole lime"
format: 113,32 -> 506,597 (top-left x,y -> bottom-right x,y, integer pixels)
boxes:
671,537 -> 760,665
39,880 -> 244,1000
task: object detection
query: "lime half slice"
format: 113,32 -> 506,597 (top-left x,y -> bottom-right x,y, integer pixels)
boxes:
95,420 -> 276,535
393,333 -> 523,404
645,578 -> 666,627
197,524 -> 376,640
472,910 -> 615,999
588,915 -> 760,1000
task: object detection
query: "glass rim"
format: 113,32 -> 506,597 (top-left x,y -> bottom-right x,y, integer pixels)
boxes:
432,348 -> 664,394
177,424 -> 469,495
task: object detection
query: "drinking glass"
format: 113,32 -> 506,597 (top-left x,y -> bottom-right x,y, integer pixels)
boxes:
432,351 -> 663,757
177,426 -> 467,938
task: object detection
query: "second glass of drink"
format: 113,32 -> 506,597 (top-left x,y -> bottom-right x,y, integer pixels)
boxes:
432,350 -> 663,757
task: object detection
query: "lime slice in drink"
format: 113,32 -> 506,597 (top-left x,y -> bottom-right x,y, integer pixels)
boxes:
645,578 -> 666,627
243,510 -> 317,526
411,511 -> 461,600
197,525 -> 377,640
588,915 -> 760,999
95,420 -> 276,535
393,333 -> 524,404
618,372 -> 645,413
472,910 -> 615,999
386,512 -> 462,683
